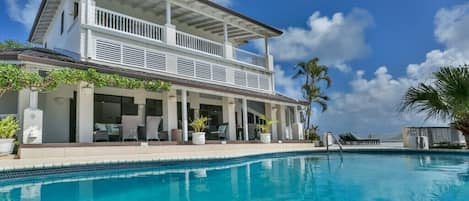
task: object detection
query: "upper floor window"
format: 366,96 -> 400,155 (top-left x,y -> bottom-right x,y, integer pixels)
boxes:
60,11 -> 64,35
73,2 -> 79,19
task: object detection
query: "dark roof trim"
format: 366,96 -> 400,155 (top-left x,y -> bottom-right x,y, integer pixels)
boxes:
28,0 -> 48,42
0,48 -> 304,105
197,0 -> 283,35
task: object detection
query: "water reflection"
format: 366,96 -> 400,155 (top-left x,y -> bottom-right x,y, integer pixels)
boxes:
1,153 -> 469,201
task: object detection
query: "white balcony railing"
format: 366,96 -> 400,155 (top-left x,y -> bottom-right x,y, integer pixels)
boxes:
176,31 -> 224,57
233,47 -> 266,68
93,7 -> 266,68
95,7 -> 164,42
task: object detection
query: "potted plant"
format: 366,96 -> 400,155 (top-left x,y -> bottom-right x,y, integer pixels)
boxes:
0,116 -> 19,154
306,127 -> 320,147
191,116 -> 208,145
258,115 -> 277,144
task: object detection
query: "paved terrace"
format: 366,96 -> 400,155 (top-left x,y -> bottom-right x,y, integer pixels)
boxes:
0,143 -> 403,172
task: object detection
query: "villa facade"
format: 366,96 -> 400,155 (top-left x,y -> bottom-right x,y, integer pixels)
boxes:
0,0 -> 306,145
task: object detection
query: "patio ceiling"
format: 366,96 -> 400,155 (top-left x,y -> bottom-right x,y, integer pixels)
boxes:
29,0 -> 283,44
107,0 -> 281,43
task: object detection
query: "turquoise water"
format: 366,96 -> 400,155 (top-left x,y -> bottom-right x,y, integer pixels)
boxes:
2,153 -> 469,201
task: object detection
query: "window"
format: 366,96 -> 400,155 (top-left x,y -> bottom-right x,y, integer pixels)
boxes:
60,11 -> 64,35
94,94 -> 138,124
146,99 -> 163,117
73,2 -> 79,19
247,112 -> 254,124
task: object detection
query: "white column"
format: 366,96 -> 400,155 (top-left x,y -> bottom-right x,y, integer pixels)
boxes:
84,0 -> 95,59
22,89 -> 43,144
189,92 -> 200,119
265,103 -> 278,140
292,105 -> 304,140
223,97 -> 236,140
166,0 -> 172,25
278,105 -> 287,140
76,82 -> 94,143
181,89 -> 188,142
242,98 -> 248,141
224,23 -> 229,43
224,23 -> 233,59
164,0 -> 176,45
163,89 -> 177,141
264,37 -> 274,71
17,89 -> 30,142
134,89 -> 146,125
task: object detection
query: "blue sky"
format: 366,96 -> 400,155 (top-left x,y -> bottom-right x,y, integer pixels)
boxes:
3,0 -> 469,137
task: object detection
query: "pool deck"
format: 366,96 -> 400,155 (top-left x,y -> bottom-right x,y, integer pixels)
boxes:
0,143 -> 404,172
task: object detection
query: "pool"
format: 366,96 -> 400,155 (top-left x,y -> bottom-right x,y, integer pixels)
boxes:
1,152 -> 469,201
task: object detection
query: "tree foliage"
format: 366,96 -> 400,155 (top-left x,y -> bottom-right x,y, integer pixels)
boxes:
400,65 -> 469,138
0,40 -> 27,49
294,57 -> 331,130
0,64 -> 171,97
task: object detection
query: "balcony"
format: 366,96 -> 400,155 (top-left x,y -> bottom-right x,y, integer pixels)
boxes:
94,7 -> 267,69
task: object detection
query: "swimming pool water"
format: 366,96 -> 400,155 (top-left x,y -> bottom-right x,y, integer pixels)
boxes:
1,152 -> 469,201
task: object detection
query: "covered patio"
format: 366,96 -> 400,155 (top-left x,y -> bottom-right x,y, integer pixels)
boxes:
1,49 -> 306,147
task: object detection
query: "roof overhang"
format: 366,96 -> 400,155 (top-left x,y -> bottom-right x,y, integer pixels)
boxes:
28,0 -> 61,43
29,0 -> 283,44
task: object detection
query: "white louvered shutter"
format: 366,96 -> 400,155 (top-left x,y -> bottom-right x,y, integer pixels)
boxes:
95,39 -> 121,63
234,71 -> 247,86
146,51 -> 166,71
212,65 -> 226,82
195,61 -> 211,80
123,45 -> 145,67
177,57 -> 195,77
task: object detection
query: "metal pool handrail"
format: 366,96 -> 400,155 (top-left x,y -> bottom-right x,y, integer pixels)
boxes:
325,133 -> 344,156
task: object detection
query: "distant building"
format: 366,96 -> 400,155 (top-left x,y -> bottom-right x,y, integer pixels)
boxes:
402,127 -> 466,148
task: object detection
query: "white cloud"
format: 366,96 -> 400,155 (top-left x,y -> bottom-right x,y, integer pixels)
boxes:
5,0 -> 41,29
318,2 -> 469,137
274,65 -> 303,99
212,0 -> 232,7
260,8 -> 372,71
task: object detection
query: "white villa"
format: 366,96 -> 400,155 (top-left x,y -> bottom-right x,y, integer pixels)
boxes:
0,0 -> 306,146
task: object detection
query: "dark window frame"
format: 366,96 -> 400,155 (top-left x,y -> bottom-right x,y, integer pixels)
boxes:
73,2 -> 79,19
60,10 -> 65,35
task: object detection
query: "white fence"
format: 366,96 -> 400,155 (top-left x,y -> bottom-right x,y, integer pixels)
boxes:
95,7 -> 164,42
176,31 -> 224,57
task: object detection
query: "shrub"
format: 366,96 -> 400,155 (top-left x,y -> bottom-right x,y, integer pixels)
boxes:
0,116 -> 19,139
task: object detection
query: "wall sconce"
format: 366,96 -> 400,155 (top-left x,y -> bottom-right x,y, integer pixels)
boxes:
229,101 -> 235,105
54,97 -> 66,104
169,94 -> 177,102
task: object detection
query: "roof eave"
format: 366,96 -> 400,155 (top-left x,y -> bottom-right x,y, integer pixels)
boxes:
28,0 -> 47,43
197,0 -> 283,36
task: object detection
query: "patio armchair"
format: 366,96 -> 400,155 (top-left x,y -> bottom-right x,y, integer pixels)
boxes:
122,115 -> 140,141
208,123 -> 228,140
146,116 -> 162,141
94,123 -> 109,142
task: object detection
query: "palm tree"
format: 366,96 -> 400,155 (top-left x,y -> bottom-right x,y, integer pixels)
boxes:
400,66 -> 469,143
293,57 -> 331,130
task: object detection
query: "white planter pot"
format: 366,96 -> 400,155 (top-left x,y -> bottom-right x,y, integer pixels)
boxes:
0,138 -> 15,154
192,132 -> 206,145
260,133 -> 271,144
